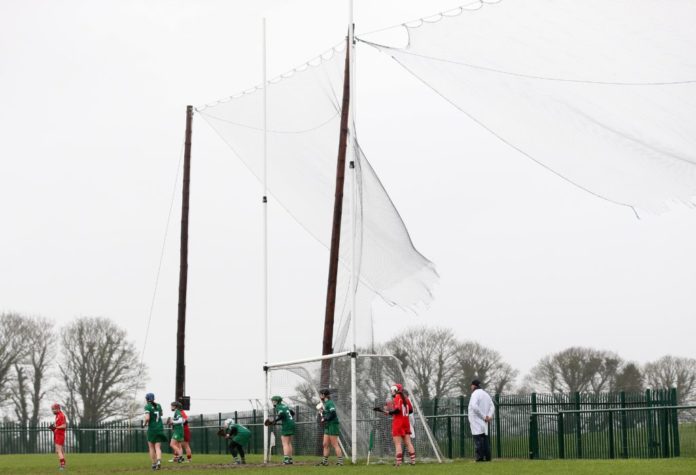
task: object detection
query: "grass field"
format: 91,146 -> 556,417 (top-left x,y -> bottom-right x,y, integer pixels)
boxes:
2,454 -> 696,474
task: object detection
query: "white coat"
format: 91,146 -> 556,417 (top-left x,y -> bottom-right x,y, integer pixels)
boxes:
468,388 -> 495,436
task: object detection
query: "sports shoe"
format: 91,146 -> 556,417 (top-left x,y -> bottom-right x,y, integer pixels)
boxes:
315,461 -> 328,466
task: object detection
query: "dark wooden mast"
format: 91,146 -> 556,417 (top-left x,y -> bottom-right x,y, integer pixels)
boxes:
175,105 -> 193,402
321,37 -> 351,386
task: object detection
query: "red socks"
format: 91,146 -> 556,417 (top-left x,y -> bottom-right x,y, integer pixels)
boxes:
395,453 -> 403,466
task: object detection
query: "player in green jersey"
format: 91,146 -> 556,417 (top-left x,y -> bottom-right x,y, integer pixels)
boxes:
267,395 -> 296,465
316,388 -> 344,466
143,392 -> 167,471
223,418 -> 251,464
167,401 -> 186,463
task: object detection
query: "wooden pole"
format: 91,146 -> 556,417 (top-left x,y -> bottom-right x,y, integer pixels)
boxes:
175,105 -> 193,401
321,37 -> 351,386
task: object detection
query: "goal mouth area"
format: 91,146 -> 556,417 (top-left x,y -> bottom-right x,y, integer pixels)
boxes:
263,351 -> 443,463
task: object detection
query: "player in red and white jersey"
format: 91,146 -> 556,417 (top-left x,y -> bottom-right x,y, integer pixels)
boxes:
50,403 -> 68,470
180,408 -> 192,462
386,384 -> 416,466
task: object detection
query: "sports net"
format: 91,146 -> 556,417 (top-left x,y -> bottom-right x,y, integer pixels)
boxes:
265,352 -> 442,463
197,42 -> 437,352
362,0 -> 696,215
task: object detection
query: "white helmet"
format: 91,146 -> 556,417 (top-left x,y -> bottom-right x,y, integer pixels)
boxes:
224,418 -> 233,426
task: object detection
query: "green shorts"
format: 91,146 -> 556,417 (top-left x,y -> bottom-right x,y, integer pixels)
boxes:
233,434 -> 250,446
281,422 -> 295,437
171,432 -> 184,442
147,431 -> 168,444
324,424 -> 340,436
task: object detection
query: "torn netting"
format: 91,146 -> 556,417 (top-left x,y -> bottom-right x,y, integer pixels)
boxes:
362,0 -> 696,214
197,43 -> 437,350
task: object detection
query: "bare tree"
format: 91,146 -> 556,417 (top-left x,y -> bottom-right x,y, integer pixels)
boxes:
456,341 -> 518,394
60,317 -> 146,425
527,347 -> 624,394
614,362 -> 643,393
9,316 -> 56,451
384,327 -> 458,401
0,313 -> 29,405
644,356 -> 696,403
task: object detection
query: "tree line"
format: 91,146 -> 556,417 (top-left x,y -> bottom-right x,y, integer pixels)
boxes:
0,312 -> 144,442
379,326 -> 696,404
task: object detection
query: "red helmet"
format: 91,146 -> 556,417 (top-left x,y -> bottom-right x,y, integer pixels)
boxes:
390,383 -> 403,395
51,403 -> 61,411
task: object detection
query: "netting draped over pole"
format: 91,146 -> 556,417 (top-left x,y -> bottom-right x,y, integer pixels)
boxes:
362,0 -> 696,215
197,43 -> 438,352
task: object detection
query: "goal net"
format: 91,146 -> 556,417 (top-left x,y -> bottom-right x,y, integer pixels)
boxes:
263,351 -> 442,464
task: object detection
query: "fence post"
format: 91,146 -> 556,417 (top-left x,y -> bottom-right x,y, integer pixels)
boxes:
660,405 -> 669,459
198,414 -> 210,454
432,398 -> 439,436
459,396 -> 465,459
494,394 -> 501,459
252,410 -> 257,455
447,414 -> 453,459
646,389 -> 656,458
574,392 -> 582,459
608,411 -> 615,459
670,387 -> 680,457
557,412 -> 565,459
620,391 -> 628,458
529,392 -> 538,459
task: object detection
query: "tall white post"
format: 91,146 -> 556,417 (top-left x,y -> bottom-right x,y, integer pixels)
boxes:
348,0 -> 358,465
262,16 -> 270,465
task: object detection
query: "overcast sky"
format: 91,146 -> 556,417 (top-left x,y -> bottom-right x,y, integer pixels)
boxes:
2,0 -> 695,415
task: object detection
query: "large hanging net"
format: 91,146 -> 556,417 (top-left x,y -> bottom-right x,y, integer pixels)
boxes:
197,43 -> 438,351
362,0 -> 696,215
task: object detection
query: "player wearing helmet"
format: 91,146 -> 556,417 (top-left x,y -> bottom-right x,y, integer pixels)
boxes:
316,388 -> 344,466
143,392 -> 167,470
266,395 -> 295,464
386,384 -> 415,466
50,403 -> 67,471
223,418 -> 251,464
167,401 -> 185,463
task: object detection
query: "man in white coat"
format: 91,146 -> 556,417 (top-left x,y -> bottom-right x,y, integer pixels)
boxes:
468,379 -> 494,462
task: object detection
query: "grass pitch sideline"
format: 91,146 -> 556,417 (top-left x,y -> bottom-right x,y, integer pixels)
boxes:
1,454 -> 695,474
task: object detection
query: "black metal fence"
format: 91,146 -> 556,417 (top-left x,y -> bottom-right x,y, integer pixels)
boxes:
2,389 -> 694,459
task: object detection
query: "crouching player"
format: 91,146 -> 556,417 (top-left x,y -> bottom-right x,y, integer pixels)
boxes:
316,388 -> 343,466
50,403 -> 67,471
168,401 -> 186,463
223,418 -> 251,464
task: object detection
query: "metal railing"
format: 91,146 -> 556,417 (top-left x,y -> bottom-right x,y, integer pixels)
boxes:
2,389 -> 694,459
528,405 -> 696,460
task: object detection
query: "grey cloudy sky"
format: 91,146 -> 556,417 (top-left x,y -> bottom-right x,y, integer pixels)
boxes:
2,0 -> 695,414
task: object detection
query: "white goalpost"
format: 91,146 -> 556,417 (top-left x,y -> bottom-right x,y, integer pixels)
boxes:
263,351 -> 443,464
